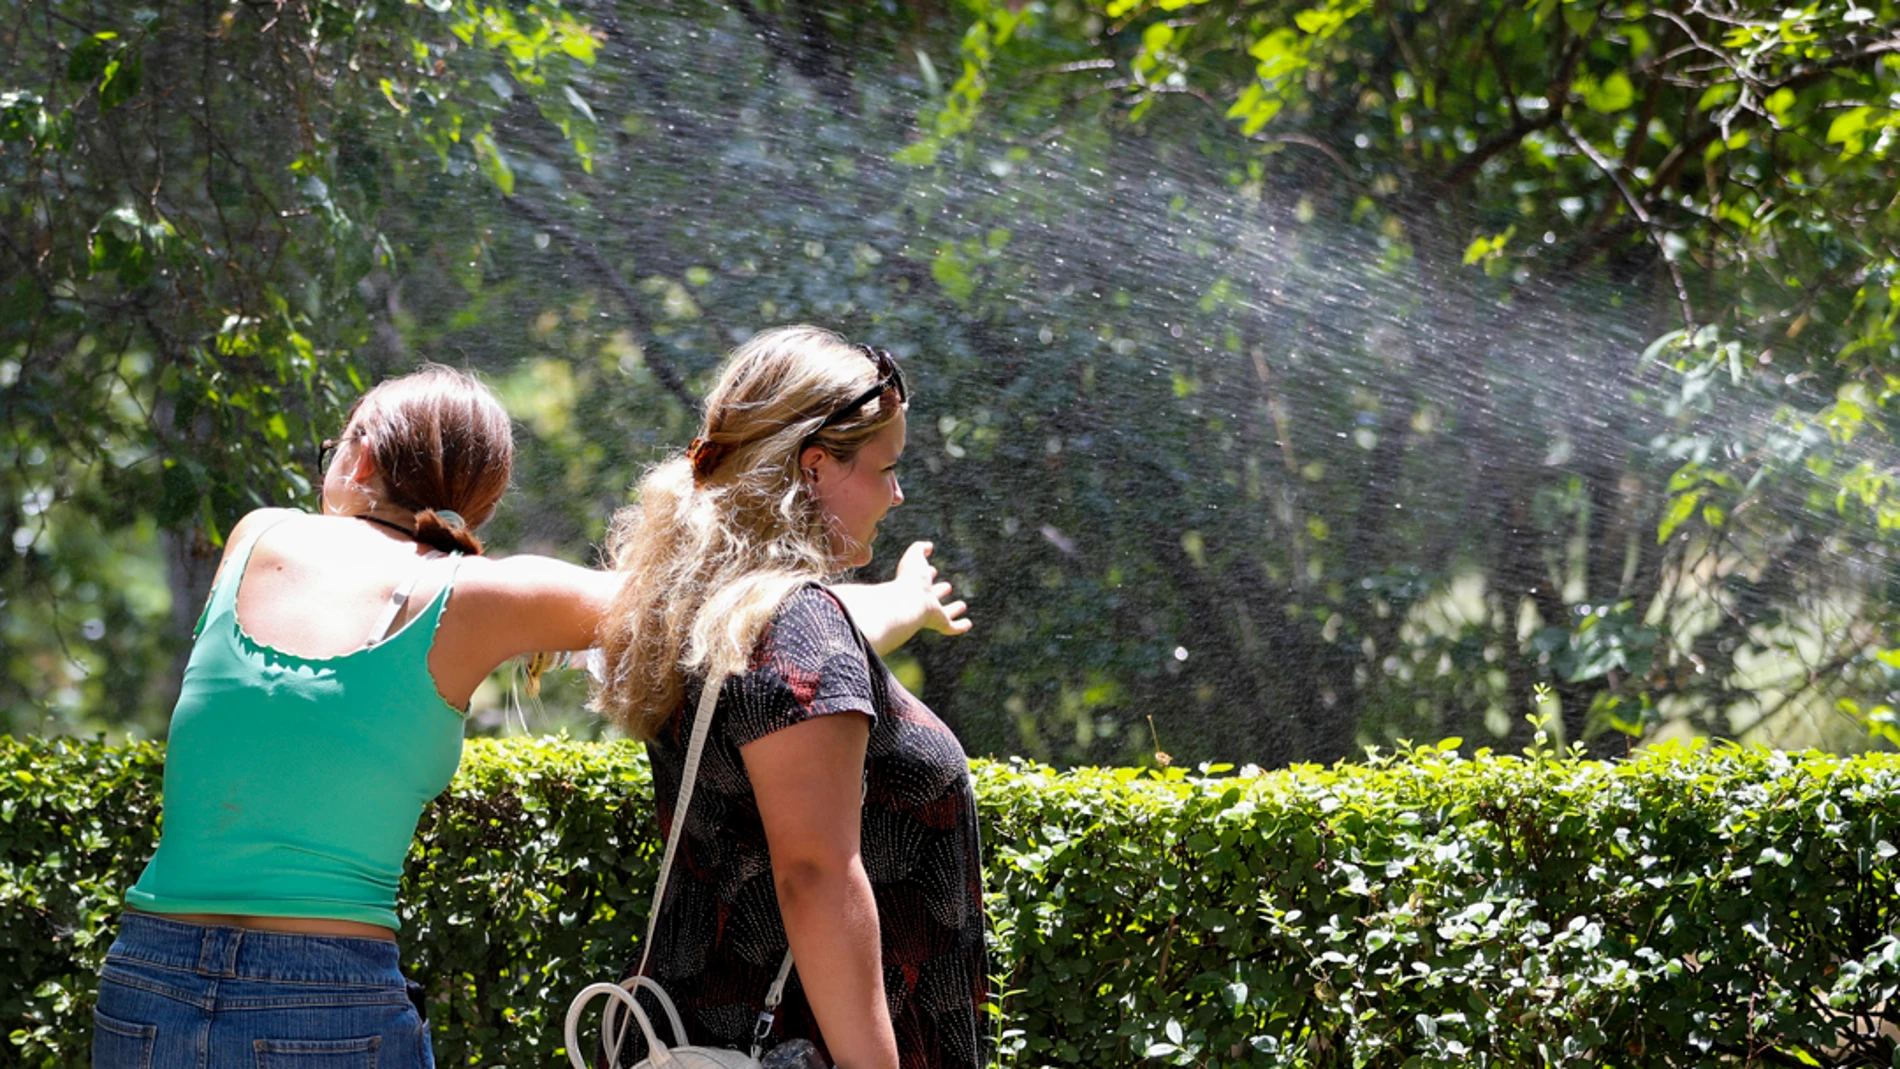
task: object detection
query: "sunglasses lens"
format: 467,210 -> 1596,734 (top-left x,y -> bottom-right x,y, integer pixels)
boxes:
887,356 -> 907,402
813,346 -> 906,433
865,347 -> 906,402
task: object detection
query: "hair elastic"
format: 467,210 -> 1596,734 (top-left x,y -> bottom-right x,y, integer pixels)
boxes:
687,437 -> 731,486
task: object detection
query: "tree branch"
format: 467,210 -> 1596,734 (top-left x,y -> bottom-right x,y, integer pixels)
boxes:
1560,117 -> 1696,328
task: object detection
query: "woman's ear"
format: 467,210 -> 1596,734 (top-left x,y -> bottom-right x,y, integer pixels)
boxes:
348,436 -> 380,487
798,444 -> 829,485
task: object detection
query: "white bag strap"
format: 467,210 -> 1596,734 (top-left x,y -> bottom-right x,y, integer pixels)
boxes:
605,638 -> 865,1066
568,978 -> 680,1069
635,671 -> 727,978
365,549 -> 449,644
604,672 -> 795,1066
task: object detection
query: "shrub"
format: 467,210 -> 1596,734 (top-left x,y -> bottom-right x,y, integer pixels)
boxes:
5,735 -> 1900,1066
978,742 -> 1900,1066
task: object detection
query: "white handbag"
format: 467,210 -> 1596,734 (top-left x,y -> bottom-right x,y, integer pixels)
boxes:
565,671 -> 795,1069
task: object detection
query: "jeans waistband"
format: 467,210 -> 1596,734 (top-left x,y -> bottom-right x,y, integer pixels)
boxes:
109,912 -> 406,987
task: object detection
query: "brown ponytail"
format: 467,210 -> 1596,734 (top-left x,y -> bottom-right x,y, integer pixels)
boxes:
413,508 -> 485,556
347,365 -> 513,554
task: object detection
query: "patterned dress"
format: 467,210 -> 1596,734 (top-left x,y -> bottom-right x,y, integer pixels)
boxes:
633,586 -> 988,1069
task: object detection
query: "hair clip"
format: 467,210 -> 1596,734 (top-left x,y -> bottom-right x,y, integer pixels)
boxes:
687,437 -> 730,486
434,509 -> 467,530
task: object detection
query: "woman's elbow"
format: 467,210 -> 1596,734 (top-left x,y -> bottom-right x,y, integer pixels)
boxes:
772,853 -> 861,908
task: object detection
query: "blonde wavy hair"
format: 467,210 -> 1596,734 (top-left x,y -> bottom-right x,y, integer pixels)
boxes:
594,325 -> 906,740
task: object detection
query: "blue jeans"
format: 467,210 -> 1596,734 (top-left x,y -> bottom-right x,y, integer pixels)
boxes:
93,912 -> 433,1069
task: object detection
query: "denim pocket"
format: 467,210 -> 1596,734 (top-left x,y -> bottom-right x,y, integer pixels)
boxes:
253,1036 -> 381,1069
92,1009 -> 157,1069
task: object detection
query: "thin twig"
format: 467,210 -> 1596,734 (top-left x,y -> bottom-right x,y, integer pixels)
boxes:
1559,118 -> 1696,329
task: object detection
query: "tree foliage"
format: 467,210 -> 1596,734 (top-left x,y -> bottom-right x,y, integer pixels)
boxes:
4,0 -> 1900,765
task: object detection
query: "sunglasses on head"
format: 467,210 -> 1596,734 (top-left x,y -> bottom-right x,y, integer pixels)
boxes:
815,346 -> 908,431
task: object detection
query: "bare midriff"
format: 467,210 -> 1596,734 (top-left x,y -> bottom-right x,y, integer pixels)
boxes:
125,905 -> 396,941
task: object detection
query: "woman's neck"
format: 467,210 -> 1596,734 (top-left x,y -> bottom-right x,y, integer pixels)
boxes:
352,512 -> 417,539
324,495 -> 418,539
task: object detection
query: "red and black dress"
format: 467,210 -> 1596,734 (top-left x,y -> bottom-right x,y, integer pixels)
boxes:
634,586 -> 988,1069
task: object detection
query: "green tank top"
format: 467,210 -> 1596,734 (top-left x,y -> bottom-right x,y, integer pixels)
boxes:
125,515 -> 467,930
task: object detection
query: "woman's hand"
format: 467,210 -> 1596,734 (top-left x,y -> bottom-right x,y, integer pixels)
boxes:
894,541 -> 971,639
833,541 -> 971,656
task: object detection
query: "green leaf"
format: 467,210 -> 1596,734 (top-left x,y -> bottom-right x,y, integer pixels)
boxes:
1239,96 -> 1282,136
1293,9 -> 1330,33
379,78 -> 410,116
1658,489 -> 1702,543
99,54 -> 142,111
1582,71 -> 1635,113
66,35 -> 112,83
0,91 -> 48,143
1696,82 -> 1738,112
1828,107 -> 1872,155
932,244 -> 974,305
1462,227 -> 1514,265
471,130 -> 515,196
1226,83 -> 1263,120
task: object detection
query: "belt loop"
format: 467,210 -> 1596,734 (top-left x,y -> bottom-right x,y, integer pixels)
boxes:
223,928 -> 244,978
195,926 -> 219,976
195,926 -> 243,978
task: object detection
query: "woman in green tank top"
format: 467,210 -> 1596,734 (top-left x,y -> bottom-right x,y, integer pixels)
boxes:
94,365 -> 970,1069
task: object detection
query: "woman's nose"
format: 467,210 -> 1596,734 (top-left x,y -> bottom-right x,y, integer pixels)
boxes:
891,476 -> 905,506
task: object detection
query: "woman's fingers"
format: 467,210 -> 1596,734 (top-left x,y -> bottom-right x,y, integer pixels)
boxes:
895,540 -> 970,635
928,594 -> 970,634
900,540 -> 933,565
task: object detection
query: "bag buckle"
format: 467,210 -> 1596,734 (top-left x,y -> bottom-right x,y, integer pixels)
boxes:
752,1010 -> 776,1043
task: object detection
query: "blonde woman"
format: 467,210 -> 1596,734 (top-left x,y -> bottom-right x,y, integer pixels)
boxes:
95,364 -> 960,1069
596,326 -> 986,1069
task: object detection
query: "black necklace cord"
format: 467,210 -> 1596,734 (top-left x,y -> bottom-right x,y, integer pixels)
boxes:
354,514 -> 418,540
351,506 -> 482,555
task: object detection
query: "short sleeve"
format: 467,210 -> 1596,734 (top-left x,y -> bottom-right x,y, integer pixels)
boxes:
722,586 -> 876,750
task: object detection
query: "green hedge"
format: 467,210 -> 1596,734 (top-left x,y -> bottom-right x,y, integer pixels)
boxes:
6,735 -> 1900,1067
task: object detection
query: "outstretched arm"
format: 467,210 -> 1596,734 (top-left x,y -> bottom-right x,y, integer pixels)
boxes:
832,541 -> 972,656
742,713 -> 898,1069
429,555 -> 625,707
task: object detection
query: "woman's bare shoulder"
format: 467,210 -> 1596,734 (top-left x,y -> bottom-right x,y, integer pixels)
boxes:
215,507 -> 307,564
226,506 -> 305,541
